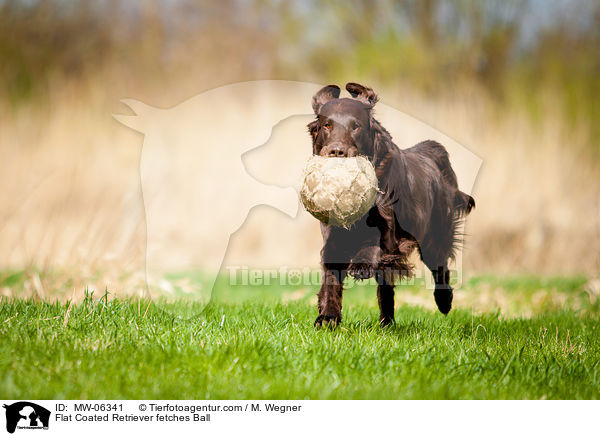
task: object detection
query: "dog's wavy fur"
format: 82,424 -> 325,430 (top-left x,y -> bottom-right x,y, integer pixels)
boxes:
308,83 -> 475,327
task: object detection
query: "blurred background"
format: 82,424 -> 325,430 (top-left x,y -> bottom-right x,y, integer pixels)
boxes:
1,0 -> 599,298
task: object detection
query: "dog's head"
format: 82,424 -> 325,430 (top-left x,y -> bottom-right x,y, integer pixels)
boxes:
308,83 -> 379,158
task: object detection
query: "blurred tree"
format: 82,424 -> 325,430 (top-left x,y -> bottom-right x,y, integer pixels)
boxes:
0,0 -> 597,148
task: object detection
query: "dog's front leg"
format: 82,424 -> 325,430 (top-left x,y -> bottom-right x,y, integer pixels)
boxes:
315,263 -> 347,328
377,276 -> 395,326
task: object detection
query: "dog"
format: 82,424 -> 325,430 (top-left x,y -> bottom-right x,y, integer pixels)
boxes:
307,82 -> 475,327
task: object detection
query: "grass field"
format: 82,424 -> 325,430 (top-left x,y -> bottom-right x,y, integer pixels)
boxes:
1,274 -> 599,399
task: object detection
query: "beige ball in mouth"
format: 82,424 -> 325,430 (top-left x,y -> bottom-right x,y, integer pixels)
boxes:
300,155 -> 379,228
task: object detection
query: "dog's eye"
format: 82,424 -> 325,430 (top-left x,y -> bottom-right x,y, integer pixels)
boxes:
323,121 -> 332,130
351,122 -> 360,131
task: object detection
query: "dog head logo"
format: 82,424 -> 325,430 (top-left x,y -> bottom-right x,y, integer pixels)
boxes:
3,402 -> 50,433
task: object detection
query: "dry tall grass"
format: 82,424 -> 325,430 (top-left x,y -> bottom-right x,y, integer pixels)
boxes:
1,73 -> 598,291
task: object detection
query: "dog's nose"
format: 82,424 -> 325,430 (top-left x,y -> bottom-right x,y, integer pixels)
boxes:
327,145 -> 347,157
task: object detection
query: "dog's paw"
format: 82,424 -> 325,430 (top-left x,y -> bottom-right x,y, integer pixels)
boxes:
347,262 -> 376,280
434,288 -> 453,315
314,314 -> 341,328
379,316 -> 395,327
348,246 -> 380,280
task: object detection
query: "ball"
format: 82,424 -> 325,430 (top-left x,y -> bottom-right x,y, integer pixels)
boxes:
300,155 -> 379,228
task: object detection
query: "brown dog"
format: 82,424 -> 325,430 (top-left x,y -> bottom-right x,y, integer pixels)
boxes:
308,83 -> 475,327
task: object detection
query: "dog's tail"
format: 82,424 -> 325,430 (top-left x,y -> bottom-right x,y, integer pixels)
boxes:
454,190 -> 475,216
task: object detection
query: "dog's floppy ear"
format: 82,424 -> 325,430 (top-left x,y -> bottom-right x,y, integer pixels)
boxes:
346,82 -> 378,108
312,84 -> 340,113
307,119 -> 319,150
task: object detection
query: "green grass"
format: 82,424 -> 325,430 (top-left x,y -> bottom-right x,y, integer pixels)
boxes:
1,274 -> 599,399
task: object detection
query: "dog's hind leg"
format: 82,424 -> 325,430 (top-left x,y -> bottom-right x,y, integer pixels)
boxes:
430,264 -> 453,315
420,241 -> 454,315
